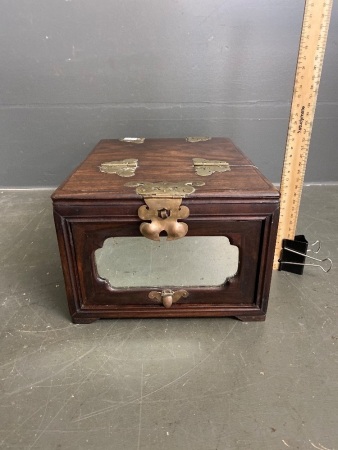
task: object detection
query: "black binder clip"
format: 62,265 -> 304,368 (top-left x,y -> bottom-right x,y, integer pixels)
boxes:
279,234 -> 332,275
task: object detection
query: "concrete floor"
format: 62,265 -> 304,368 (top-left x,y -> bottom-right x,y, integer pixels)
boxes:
0,186 -> 337,450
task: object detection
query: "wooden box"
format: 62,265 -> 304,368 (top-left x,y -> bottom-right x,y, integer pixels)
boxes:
52,138 -> 279,323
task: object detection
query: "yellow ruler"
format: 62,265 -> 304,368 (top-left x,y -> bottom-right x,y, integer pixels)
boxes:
273,0 -> 333,270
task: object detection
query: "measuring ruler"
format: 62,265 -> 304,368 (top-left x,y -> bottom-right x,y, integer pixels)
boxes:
273,0 -> 333,269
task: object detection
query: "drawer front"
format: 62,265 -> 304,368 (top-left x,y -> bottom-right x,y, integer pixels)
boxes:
59,213 -> 277,320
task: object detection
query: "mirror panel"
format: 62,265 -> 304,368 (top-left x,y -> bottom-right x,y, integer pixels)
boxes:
95,236 -> 239,289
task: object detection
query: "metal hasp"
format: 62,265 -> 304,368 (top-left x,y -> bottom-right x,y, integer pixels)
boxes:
138,197 -> 189,241
126,181 -> 205,241
99,159 -> 138,177
148,289 -> 189,308
193,158 -> 230,177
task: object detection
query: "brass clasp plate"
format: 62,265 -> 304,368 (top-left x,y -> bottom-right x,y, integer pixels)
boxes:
125,181 -> 205,198
99,159 -> 138,177
193,158 -> 230,177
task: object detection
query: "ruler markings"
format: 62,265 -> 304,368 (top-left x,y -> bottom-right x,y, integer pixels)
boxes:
273,0 -> 333,269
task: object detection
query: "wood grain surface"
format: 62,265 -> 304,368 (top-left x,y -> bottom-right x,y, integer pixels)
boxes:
52,138 -> 279,201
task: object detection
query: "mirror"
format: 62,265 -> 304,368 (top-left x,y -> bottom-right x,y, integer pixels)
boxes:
95,236 -> 239,289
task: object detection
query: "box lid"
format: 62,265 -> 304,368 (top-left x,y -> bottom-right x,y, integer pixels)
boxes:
52,138 -> 279,201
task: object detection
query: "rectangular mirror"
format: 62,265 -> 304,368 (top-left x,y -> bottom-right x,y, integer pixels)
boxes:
95,236 -> 239,289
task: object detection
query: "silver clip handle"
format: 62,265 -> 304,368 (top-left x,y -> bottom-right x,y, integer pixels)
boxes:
281,247 -> 332,273
308,240 -> 321,254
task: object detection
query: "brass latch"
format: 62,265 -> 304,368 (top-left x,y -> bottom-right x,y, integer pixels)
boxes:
148,289 -> 189,308
193,158 -> 230,177
99,159 -> 138,177
125,181 -> 205,241
138,197 -> 189,241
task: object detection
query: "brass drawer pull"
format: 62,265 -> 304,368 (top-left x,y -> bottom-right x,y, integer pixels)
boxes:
148,289 -> 189,308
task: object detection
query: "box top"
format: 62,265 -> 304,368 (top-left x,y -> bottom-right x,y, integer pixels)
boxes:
52,138 -> 279,201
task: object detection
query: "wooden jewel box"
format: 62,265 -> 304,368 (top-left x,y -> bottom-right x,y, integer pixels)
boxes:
52,138 -> 279,323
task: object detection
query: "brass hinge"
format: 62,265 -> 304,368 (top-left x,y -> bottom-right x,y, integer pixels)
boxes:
119,137 -> 145,144
186,136 -> 211,143
99,159 -> 138,177
193,158 -> 230,177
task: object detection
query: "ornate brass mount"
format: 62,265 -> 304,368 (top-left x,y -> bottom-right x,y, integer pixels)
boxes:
148,289 -> 189,308
126,181 -> 205,241
138,198 -> 189,241
193,158 -> 230,177
99,159 -> 138,177
125,181 -> 205,198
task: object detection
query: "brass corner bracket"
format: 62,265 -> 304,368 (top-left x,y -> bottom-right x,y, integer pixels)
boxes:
99,159 -> 138,177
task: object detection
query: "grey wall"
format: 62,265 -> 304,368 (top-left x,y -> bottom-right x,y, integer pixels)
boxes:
0,0 -> 337,187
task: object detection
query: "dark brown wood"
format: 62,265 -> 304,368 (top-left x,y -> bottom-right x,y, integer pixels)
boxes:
71,317 -> 98,324
52,138 -> 278,201
52,138 -> 279,323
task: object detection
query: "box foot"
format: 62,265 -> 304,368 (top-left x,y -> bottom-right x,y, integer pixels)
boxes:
235,315 -> 266,322
72,316 -> 99,324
